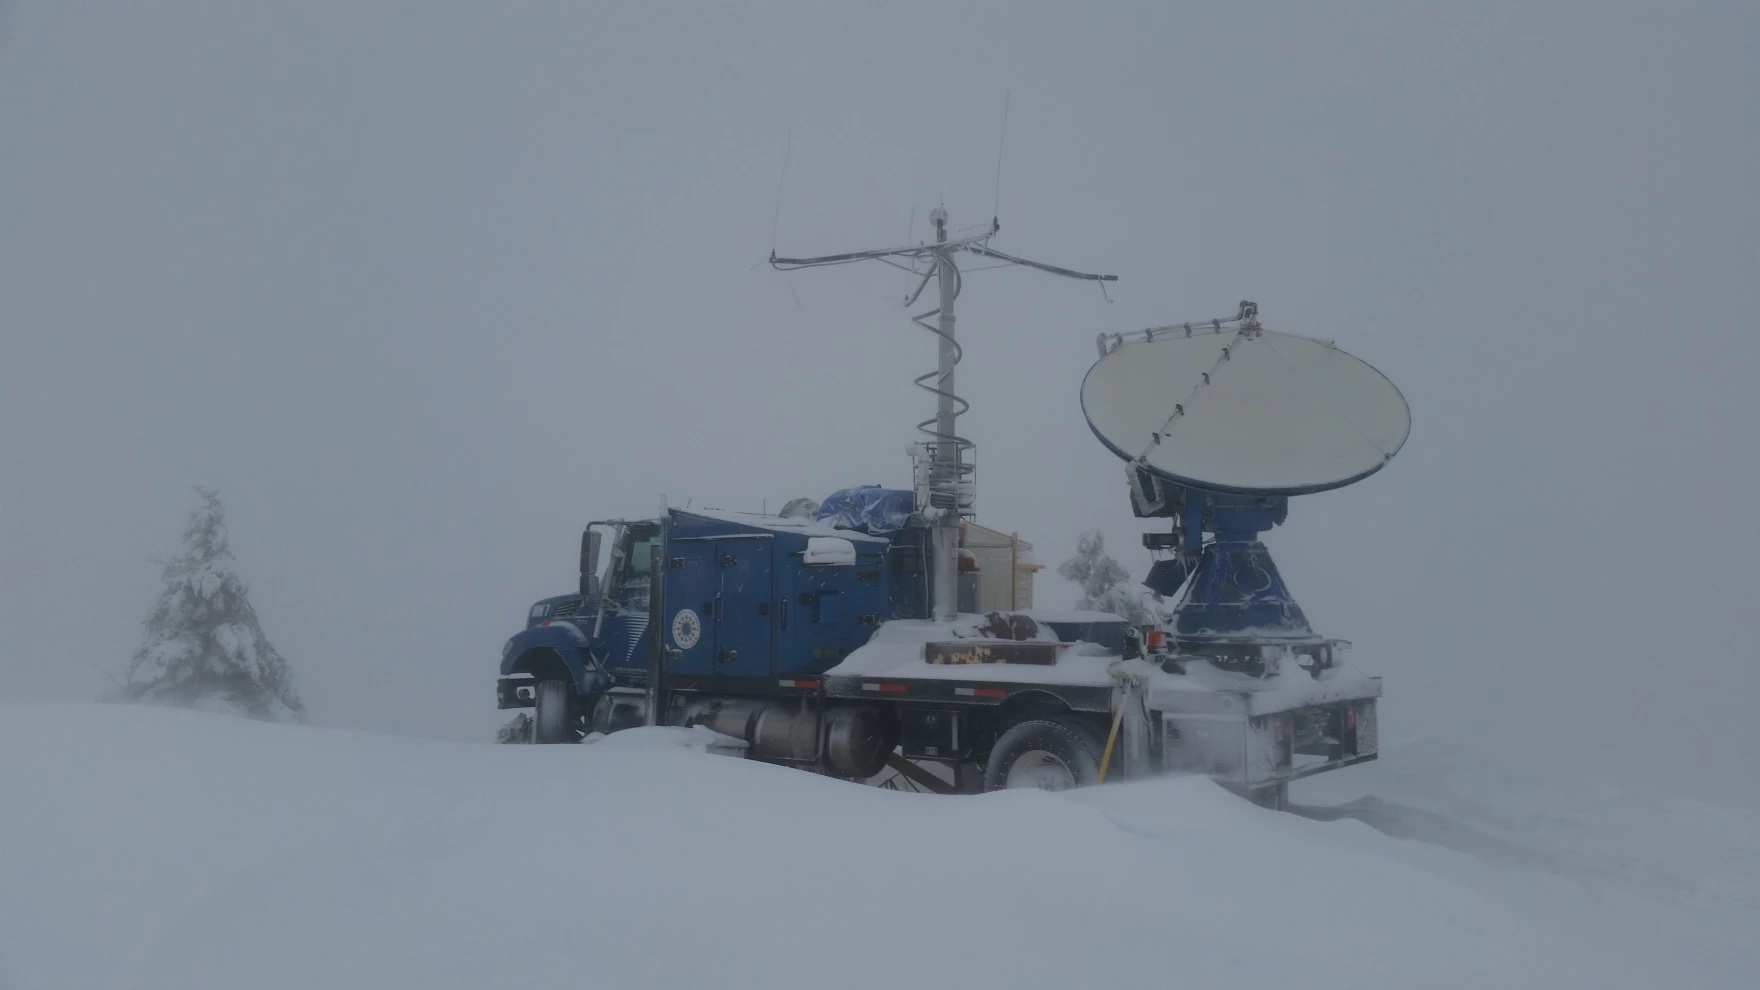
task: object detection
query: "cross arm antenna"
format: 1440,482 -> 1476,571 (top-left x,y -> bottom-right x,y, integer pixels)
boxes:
769,225 -> 1002,271
963,243 -> 1117,282
769,245 -> 919,269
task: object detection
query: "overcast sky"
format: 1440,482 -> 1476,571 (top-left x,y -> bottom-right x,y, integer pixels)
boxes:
4,1 -> 1756,801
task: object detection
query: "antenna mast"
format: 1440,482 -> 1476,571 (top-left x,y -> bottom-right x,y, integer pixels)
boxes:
772,210 -> 1115,621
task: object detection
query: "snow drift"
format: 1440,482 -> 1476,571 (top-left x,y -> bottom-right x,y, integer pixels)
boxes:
1,704 -> 1752,990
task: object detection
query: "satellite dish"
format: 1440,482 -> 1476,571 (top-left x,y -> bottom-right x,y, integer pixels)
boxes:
1081,325 -> 1410,496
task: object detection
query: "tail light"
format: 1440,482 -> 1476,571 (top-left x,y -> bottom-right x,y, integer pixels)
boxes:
1145,628 -> 1168,652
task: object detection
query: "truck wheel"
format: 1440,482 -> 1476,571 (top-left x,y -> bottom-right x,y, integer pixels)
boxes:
533,679 -> 581,744
983,718 -> 1104,792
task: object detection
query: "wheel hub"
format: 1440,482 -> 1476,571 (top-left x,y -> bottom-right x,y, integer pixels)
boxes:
1004,749 -> 1078,791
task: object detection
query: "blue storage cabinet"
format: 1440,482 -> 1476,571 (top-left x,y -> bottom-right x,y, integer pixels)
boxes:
665,510 -> 890,680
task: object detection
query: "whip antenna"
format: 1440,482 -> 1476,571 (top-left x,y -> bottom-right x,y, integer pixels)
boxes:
992,91 -> 1010,221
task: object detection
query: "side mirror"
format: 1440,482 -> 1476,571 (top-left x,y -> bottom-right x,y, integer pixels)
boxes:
580,529 -> 603,599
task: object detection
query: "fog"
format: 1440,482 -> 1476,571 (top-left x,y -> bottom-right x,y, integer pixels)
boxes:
3,2 -> 1756,802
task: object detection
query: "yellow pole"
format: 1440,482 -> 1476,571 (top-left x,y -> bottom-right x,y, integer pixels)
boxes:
1097,698 -> 1126,782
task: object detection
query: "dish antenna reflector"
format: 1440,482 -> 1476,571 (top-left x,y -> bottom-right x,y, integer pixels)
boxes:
1081,305 -> 1410,496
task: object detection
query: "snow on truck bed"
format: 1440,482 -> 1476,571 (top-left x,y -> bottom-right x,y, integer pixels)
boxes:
830,617 -> 1383,711
4,705 -> 1756,990
827,618 -> 1116,686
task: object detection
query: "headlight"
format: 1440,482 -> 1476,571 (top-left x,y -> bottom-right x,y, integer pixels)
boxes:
502,638 -> 516,659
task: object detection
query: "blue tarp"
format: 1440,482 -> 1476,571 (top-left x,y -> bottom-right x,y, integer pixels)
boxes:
816,485 -> 915,536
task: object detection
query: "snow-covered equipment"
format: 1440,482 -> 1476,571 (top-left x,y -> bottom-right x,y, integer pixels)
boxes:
1073,302 -> 1404,800
802,536 -> 860,567
814,486 -> 915,536
1083,302 -> 1408,658
495,231 -> 1387,806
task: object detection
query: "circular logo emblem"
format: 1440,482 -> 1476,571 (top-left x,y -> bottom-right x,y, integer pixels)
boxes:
670,608 -> 702,649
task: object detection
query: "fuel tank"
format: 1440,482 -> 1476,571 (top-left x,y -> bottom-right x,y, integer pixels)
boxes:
591,692 -> 895,779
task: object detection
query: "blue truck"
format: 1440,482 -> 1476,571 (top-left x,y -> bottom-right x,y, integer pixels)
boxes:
496,486 -> 1383,803
498,293 -> 1406,802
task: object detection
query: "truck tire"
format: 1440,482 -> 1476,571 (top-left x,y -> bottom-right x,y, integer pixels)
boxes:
983,718 -> 1104,792
533,679 -> 580,744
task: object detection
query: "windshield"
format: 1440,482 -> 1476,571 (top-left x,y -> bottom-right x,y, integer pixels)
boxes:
612,527 -> 661,592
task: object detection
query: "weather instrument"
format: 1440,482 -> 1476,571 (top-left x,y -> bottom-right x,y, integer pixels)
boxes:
1083,303 -> 1410,661
771,209 -> 1115,621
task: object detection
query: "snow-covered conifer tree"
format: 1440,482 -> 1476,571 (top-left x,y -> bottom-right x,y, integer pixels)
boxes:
1057,530 -> 1155,625
119,488 -> 305,722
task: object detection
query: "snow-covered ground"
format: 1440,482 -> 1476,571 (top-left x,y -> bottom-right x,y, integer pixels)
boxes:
2,705 -> 1754,990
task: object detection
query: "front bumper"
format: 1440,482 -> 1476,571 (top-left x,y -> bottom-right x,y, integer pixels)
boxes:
497,676 -> 537,710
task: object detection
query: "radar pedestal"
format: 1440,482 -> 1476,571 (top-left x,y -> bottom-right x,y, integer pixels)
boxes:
1082,304 -> 1411,671
1133,472 -> 1317,666
1173,540 -> 1313,643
